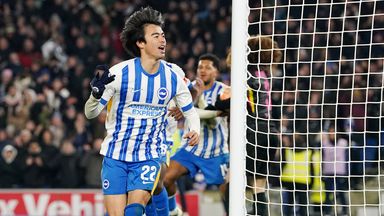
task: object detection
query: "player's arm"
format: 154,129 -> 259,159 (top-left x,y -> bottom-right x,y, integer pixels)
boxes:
195,95 -> 221,119
215,86 -> 231,111
169,95 -> 220,120
169,106 -> 221,120
196,108 -> 221,119
167,77 -> 193,121
84,65 -> 116,119
169,82 -> 226,120
168,76 -> 200,120
173,78 -> 200,146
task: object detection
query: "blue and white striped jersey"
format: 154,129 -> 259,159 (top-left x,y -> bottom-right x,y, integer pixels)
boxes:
161,61 -> 192,153
85,58 -> 197,162
181,81 -> 229,158
162,61 -> 192,89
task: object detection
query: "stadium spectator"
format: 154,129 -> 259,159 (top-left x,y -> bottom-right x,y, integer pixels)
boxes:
0,129 -> 11,149
72,113 -> 90,152
281,134 -> 314,216
23,141 -> 47,188
54,139 -> 82,188
18,38 -> 42,69
14,129 -> 33,156
88,110 -> 108,139
48,112 -> 66,148
0,37 -> 11,66
80,138 -> 103,188
39,128 -> 59,188
0,144 -> 24,188
309,149 -> 325,215
0,68 -> 13,102
322,125 -> 349,215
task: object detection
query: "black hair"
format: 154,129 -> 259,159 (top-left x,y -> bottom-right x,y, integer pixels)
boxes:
120,7 -> 164,57
199,53 -> 221,71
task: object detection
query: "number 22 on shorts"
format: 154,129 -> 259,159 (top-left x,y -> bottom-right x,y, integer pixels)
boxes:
141,165 -> 157,183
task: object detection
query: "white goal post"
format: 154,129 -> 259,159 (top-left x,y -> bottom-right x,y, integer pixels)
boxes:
230,0 -> 384,215
229,0 -> 248,215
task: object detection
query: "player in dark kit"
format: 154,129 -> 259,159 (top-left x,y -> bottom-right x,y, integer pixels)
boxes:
245,35 -> 282,216
212,36 -> 282,215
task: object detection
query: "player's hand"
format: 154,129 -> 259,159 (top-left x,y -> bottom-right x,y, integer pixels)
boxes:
90,65 -> 116,99
220,86 -> 231,100
168,106 -> 184,120
215,87 -> 231,111
194,78 -> 204,98
183,131 -> 199,146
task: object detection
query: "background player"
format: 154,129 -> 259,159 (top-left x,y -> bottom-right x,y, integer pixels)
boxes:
245,35 -> 282,216
222,36 -> 282,215
163,53 -> 229,216
84,7 -> 200,216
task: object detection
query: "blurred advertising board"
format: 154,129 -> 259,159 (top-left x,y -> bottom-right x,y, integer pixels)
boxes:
0,189 -> 199,216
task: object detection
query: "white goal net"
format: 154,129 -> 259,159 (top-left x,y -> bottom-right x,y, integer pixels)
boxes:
230,0 -> 384,216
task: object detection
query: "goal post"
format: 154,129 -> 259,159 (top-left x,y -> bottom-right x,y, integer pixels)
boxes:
230,0 -> 383,215
229,0 -> 248,215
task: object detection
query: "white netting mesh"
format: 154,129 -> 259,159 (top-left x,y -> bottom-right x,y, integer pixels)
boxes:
245,0 -> 384,215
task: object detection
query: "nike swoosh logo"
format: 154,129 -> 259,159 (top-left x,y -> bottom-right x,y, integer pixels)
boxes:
128,88 -> 142,93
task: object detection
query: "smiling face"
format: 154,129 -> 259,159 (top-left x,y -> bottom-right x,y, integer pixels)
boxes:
197,59 -> 217,86
137,24 -> 166,60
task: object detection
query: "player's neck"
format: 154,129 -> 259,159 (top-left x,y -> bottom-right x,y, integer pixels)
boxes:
140,57 -> 161,74
203,80 -> 215,91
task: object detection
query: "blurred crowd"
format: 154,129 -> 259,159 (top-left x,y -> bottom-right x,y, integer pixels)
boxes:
0,0 -> 383,193
0,0 -> 231,188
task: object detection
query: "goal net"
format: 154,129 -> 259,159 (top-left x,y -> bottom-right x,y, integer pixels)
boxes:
230,0 -> 384,215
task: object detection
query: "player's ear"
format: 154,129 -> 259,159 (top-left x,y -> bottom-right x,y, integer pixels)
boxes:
136,41 -> 145,49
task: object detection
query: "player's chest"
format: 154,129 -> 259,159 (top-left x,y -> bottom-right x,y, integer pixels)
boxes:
203,88 -> 220,105
118,75 -> 175,106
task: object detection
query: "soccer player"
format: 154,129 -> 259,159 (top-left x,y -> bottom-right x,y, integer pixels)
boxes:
163,53 -> 229,216
84,7 -> 200,216
215,36 -> 282,215
245,35 -> 282,216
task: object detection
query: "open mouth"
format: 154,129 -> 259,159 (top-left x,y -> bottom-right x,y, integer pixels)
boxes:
158,46 -> 165,53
